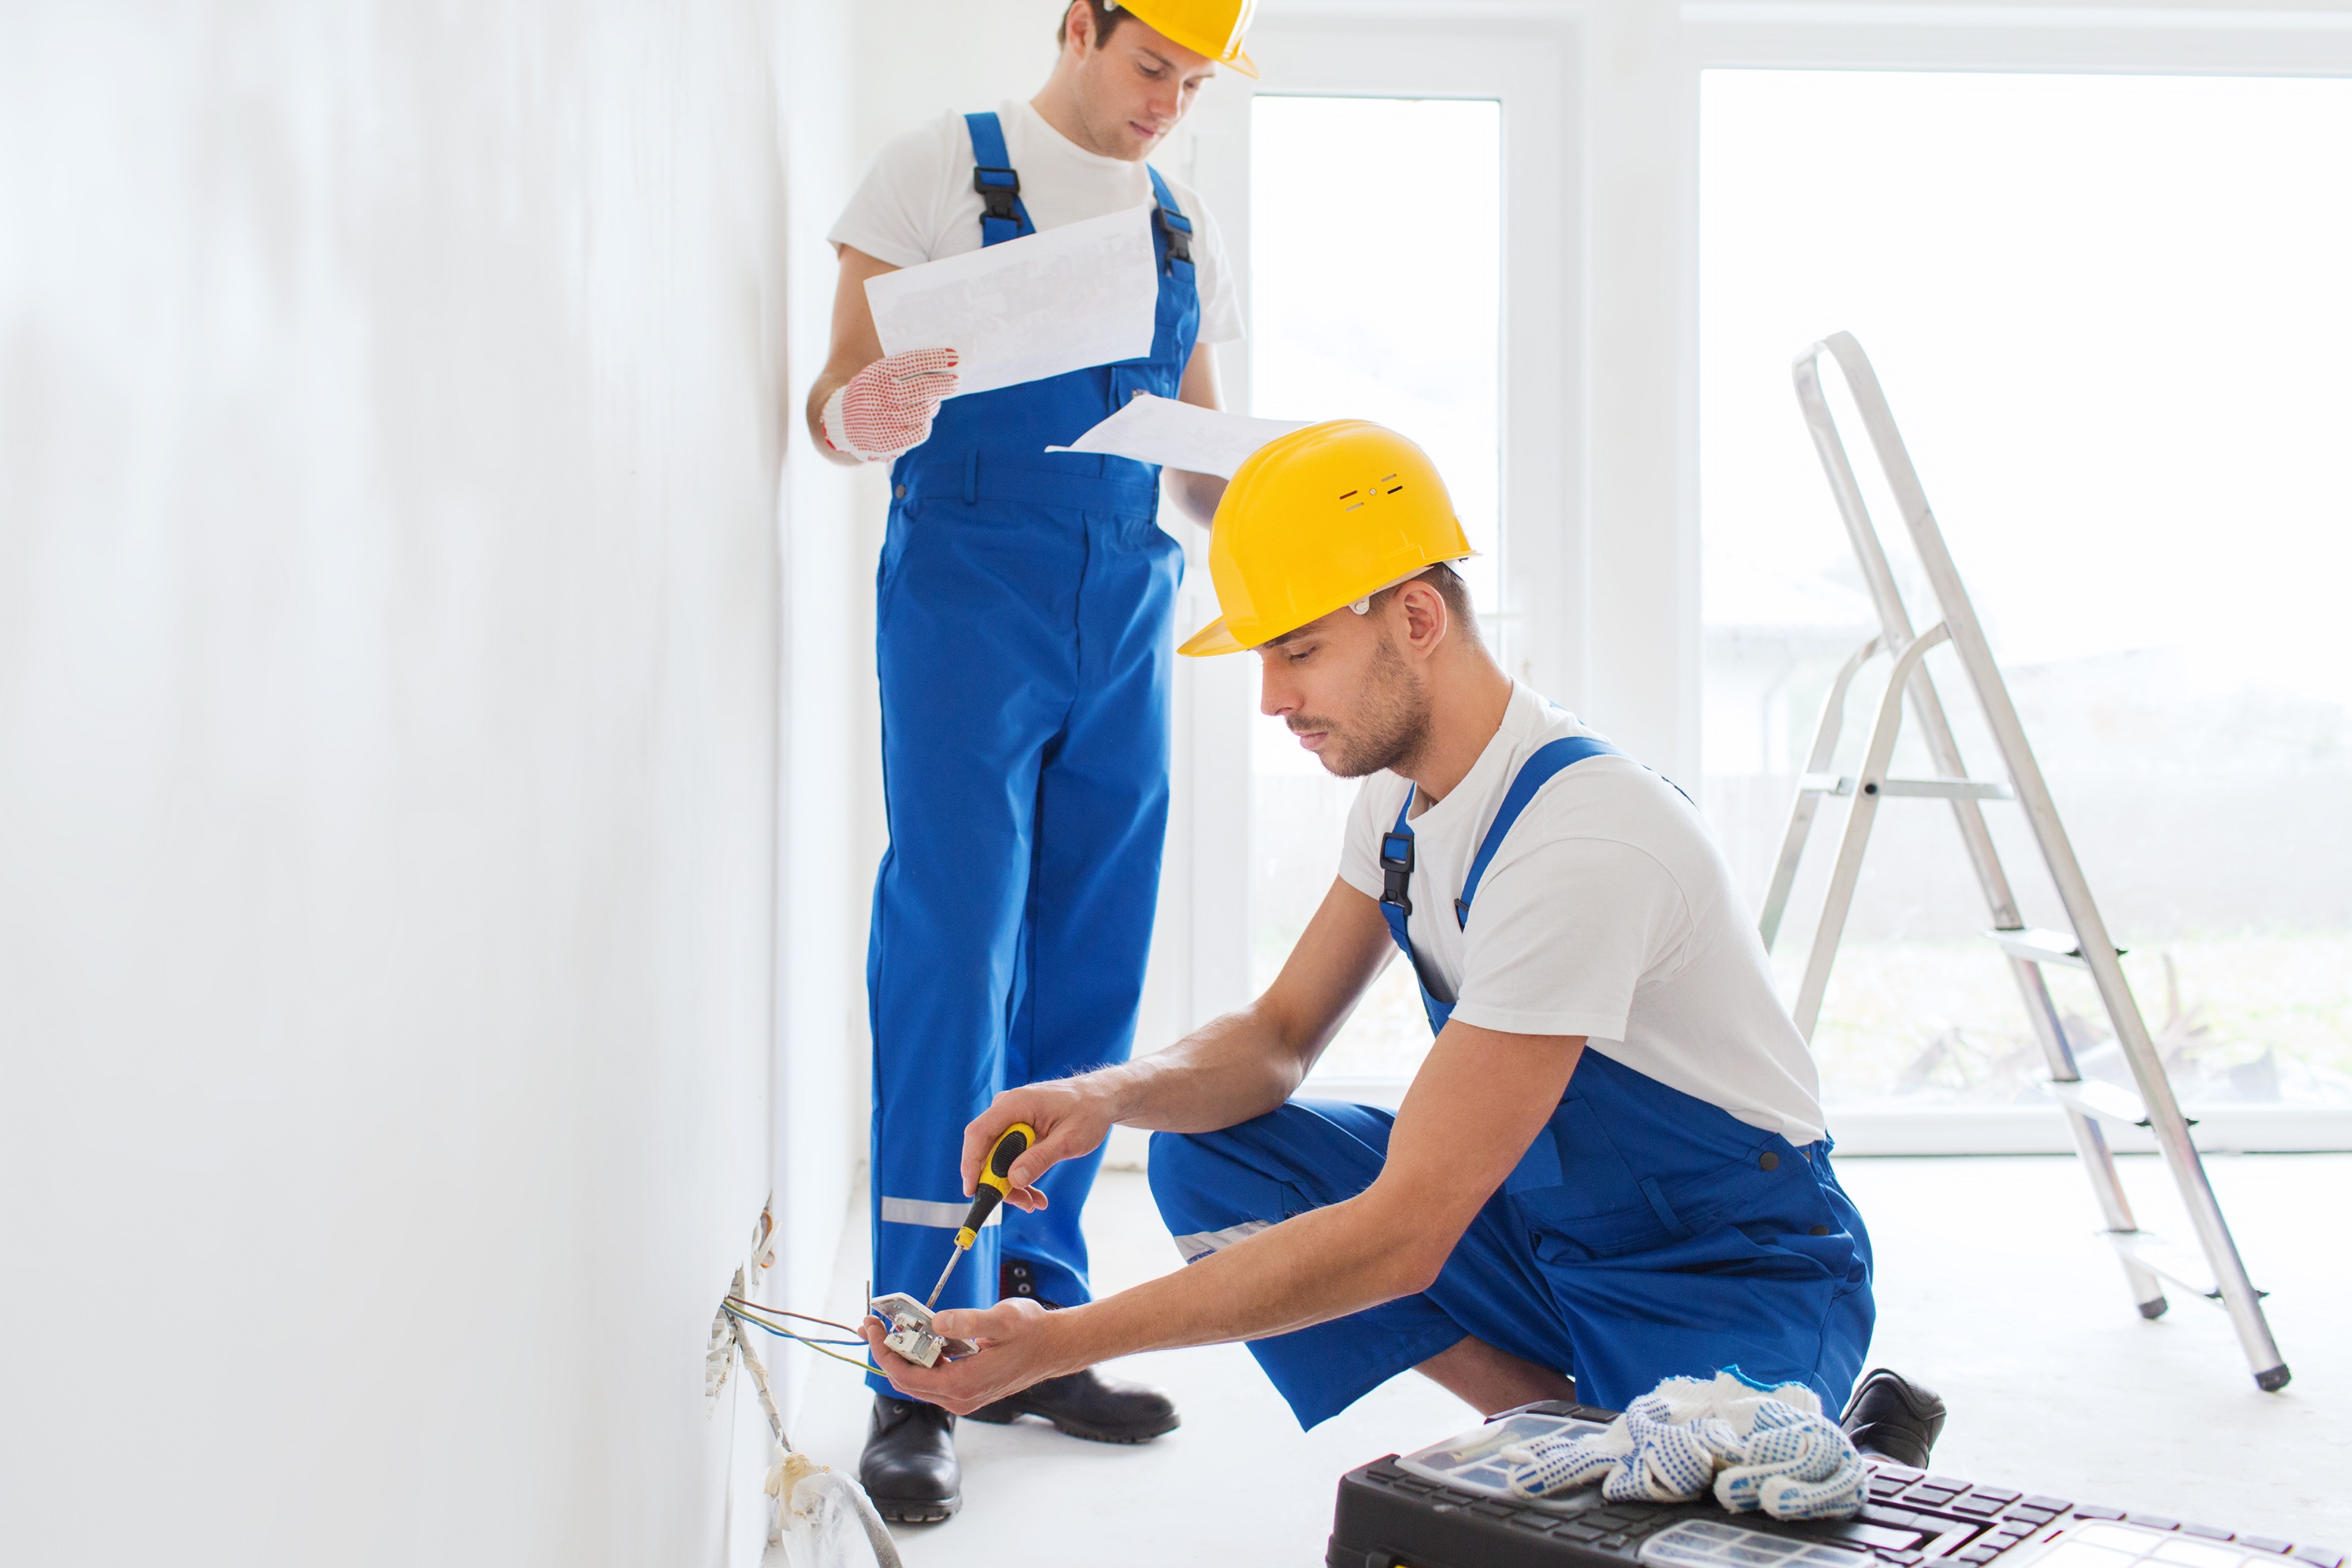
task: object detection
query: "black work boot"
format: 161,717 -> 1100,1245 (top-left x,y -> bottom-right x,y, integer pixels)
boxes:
966,1365 -> 1182,1443
964,1258 -> 1181,1443
1840,1367 -> 1948,1468
858,1394 -> 959,1522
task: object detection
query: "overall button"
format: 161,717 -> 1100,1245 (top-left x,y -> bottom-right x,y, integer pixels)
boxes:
1810,1225 -> 1833,1235
1760,1152 -> 1779,1170
894,484 -> 907,498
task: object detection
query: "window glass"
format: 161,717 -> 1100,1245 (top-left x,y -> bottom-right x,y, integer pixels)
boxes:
1701,71 -> 2352,1113
1247,95 -> 1503,1080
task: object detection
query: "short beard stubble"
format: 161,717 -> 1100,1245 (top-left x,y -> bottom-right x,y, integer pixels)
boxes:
1299,632 -> 1433,780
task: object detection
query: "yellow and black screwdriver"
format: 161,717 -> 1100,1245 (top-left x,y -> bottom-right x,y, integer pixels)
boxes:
924,1122 -> 1037,1310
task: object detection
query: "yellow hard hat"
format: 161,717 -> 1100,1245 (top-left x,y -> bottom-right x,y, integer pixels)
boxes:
1179,420 -> 1475,656
1117,0 -> 1259,78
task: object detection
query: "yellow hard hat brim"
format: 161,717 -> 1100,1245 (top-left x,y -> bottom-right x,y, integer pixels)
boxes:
1226,47 -> 1259,78
1178,614 -> 1246,657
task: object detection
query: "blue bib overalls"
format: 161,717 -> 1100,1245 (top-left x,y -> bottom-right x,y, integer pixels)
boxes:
865,114 -> 1201,1392
1148,738 -> 1878,1427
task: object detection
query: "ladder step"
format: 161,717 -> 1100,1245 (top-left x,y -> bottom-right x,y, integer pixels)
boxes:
2043,1077 -> 2141,1127
1879,777 -> 2014,800
2044,1076 -> 2198,1129
2047,1077 -> 2147,1126
2100,1230 -> 2264,1302
1985,926 -> 2126,968
1798,773 -> 2013,800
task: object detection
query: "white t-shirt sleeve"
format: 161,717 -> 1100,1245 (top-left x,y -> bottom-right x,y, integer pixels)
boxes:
828,118 -> 961,268
1448,836 -> 1691,1042
1187,198 -> 1244,347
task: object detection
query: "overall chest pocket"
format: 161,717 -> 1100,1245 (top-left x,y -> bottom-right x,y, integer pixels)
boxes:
1505,1097 -> 1692,1261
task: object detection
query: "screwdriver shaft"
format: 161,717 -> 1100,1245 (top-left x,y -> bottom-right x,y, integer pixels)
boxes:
924,1244 -> 964,1311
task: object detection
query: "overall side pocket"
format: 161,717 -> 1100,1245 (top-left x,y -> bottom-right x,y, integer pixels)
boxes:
1510,1098 -> 1683,1262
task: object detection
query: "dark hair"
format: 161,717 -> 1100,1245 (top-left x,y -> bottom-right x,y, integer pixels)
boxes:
1375,563 -> 1484,649
1056,0 -> 1130,50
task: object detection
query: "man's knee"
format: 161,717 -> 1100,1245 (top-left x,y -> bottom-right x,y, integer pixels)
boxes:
1144,1129 -> 1213,1221
1144,1127 -> 1293,1267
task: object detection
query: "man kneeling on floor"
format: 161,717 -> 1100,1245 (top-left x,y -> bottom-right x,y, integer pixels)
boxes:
866,420 -> 1936,1462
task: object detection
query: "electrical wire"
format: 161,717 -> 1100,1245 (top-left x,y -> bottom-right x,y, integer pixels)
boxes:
725,1304 -> 871,1371
725,1309 -> 866,1347
723,1300 -> 863,1340
724,1297 -> 866,1337
724,1301 -> 877,1373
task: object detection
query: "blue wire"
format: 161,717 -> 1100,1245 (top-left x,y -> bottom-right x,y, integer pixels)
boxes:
725,1303 -> 877,1373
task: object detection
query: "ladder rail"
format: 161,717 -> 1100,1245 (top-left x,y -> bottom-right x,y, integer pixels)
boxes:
1793,355 -> 2028,933
1763,653 -> 2163,1308
1796,333 -> 2286,1389
1758,633 -> 1880,953
1794,344 -> 2165,1314
1791,624 -> 1949,1039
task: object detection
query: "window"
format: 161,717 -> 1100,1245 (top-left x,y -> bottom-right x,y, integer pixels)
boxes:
1247,95 -> 1503,1085
1147,15 -> 1570,1085
1700,71 -> 2352,1120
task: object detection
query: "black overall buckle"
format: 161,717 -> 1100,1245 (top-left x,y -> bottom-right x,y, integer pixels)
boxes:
973,165 -> 1022,223
1155,204 -> 1194,267
1379,830 -> 1415,916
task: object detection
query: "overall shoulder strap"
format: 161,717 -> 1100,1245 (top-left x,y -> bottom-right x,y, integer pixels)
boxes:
1376,789 -> 1452,1036
1144,164 -> 1193,268
1455,736 -> 1624,929
964,111 -> 1034,245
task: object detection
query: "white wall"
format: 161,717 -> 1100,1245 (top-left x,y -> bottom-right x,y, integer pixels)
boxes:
849,0 -> 1073,160
768,0 -> 887,1415
1,4 -> 806,1562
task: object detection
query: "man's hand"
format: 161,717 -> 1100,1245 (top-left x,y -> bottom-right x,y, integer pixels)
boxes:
950,878 -> 1397,1215
959,1080 -> 1116,1212
862,1298 -> 1078,1415
1168,338 -> 1228,525
817,348 -> 959,461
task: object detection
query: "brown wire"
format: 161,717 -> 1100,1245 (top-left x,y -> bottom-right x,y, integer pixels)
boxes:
725,1296 -> 868,1337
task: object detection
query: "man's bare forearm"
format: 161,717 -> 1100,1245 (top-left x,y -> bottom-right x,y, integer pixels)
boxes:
884,1019 -> 1580,1417
1088,999 -> 1312,1134
806,245 -> 898,468
1060,1022 -> 1580,1364
803,369 -> 863,467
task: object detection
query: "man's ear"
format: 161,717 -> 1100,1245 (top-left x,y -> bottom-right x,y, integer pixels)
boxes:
1396,579 -> 1449,656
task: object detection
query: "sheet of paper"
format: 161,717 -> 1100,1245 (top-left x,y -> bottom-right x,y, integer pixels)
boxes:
1046,394 -> 1313,478
864,203 -> 1159,397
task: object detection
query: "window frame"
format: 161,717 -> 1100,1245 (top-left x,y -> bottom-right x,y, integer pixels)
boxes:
1134,0 -> 2352,1127
1683,4 -> 2352,1151
1139,7 -> 1584,1087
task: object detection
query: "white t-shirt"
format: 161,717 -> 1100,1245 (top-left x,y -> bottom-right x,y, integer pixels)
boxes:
1337,682 -> 1828,1144
828,99 -> 1244,348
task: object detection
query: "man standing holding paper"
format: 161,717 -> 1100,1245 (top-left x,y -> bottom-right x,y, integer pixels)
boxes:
805,0 -> 1256,1523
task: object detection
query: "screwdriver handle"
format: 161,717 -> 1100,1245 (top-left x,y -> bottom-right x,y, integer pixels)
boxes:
951,1122 -> 1036,1249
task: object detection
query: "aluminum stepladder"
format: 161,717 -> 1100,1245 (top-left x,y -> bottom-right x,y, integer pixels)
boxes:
1761,332 -> 2290,1391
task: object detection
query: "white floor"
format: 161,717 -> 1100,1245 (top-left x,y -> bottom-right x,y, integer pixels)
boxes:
779,1154 -> 2352,1567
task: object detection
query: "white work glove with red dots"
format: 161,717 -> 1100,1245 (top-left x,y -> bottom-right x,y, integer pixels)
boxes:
819,348 -> 960,461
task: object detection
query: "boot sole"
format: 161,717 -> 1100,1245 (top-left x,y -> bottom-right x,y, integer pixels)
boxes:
964,1404 -> 1180,1445
868,1492 -> 961,1523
